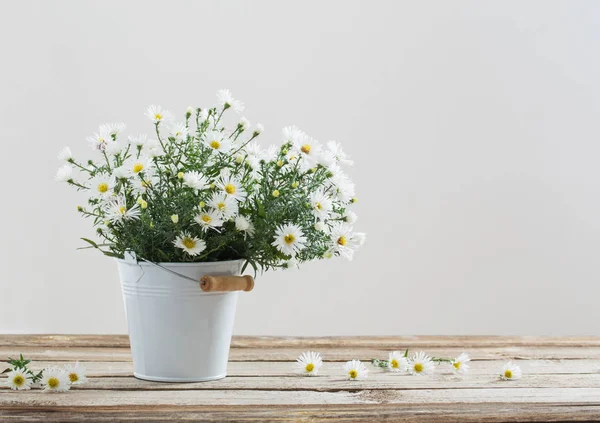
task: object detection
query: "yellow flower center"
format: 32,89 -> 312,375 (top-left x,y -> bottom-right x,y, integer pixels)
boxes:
337,236 -> 347,246
13,375 -> 24,386
97,183 -> 109,193
201,214 -> 212,223
453,362 -> 461,369
210,140 -> 221,149
504,370 -> 512,379
414,363 -> 424,373
284,234 -> 295,244
301,144 -> 311,154
217,202 -> 226,210
225,184 -> 236,194
182,237 -> 196,249
154,113 -> 163,121
133,163 -> 144,173
349,369 -> 358,379
48,377 -> 59,388
305,363 -> 314,372
119,206 -> 127,215
390,359 -> 399,369
69,373 -> 79,383
315,202 -> 322,210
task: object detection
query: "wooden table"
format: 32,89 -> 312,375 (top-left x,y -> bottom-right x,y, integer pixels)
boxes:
1,335 -> 599,422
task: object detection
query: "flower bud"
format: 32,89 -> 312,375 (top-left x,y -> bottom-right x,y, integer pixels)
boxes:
171,214 -> 179,224
272,190 -> 280,198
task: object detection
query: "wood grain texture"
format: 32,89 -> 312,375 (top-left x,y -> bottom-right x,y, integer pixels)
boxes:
1,335 -> 599,422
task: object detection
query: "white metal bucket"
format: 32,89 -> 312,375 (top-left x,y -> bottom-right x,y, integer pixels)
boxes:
116,259 -> 244,382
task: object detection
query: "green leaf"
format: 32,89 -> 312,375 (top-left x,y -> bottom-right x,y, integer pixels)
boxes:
404,348 -> 409,358
2,367 -> 11,374
80,238 -> 99,249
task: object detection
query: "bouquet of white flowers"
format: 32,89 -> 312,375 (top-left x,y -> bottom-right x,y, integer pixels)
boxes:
56,90 -> 365,272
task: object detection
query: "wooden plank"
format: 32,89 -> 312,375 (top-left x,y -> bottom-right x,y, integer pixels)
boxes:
2,346 -> 600,362
1,404 -> 600,423
2,334 -> 600,348
2,388 -> 600,406
14,358 -> 600,377
1,373 -> 595,391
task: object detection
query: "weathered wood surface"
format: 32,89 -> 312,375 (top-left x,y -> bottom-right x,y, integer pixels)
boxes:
1,335 -> 600,422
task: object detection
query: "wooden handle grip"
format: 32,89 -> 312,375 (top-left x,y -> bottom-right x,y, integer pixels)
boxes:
200,275 -> 254,292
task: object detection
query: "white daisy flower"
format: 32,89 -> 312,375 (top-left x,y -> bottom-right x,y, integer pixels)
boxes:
173,232 -> 207,256
235,215 -> 255,236
86,130 -> 111,151
3,368 -> 33,390
387,351 -> 409,373
128,134 -> 148,147
55,165 -> 73,182
208,192 -> 239,220
254,123 -> 264,135
99,122 -> 126,138
217,89 -> 244,113
169,122 -> 189,142
500,361 -> 522,380
309,189 -> 333,220
105,140 -> 124,156
272,223 -> 307,257
104,199 -> 141,224
342,211 -> 358,224
282,125 -> 304,144
217,174 -> 247,202
145,104 -> 172,124
183,171 -> 209,191
88,173 -> 115,199
314,221 -> 327,232
112,166 -> 130,179
65,362 -> 87,385
329,222 -> 359,260
352,232 -> 367,247
204,130 -> 232,155
327,140 -> 353,166
238,117 -> 250,130
123,156 -> 154,177
292,133 -> 322,169
408,352 -> 435,376
41,367 -> 70,392
451,352 -> 471,375
284,257 -> 300,269
130,175 -> 159,196
198,108 -> 209,122
295,351 -> 323,376
343,360 -> 368,380
194,209 -> 224,231
143,138 -> 165,158
57,147 -> 72,161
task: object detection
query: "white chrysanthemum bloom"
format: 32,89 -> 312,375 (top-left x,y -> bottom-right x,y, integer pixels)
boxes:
86,131 -> 111,151
282,125 -> 304,144
408,352 -> 435,376
186,106 -> 195,117
183,171 -> 209,191
451,352 -> 471,375
112,166 -> 129,179
235,215 -> 255,236
314,221 -> 327,232
292,133 -> 322,169
342,211 -> 358,224
309,190 -> 333,220
272,223 -> 307,257
3,368 -> 33,390
329,222 -> 359,260
198,108 -> 209,122
88,173 -> 116,199
343,360 -> 368,380
55,165 -> 73,182
204,130 -> 233,155
352,232 -> 366,247
104,199 -> 141,224
217,89 -> 244,113
317,150 -> 336,169
57,147 -> 72,161
331,176 -> 356,203
285,258 -> 300,269
194,209 -> 224,231
208,192 -> 239,220
145,105 -> 172,124
130,175 -> 159,196
254,123 -> 264,135
238,117 -> 250,130
173,232 -> 207,256
128,134 -> 148,147
65,362 -> 87,385
143,138 -> 165,158
500,361 -> 522,380
217,175 -> 247,202
104,140 -> 124,156
41,367 -> 70,393
295,351 -> 323,376
170,122 -> 189,142
99,122 -> 126,138
387,351 -> 409,373
123,156 -> 154,177
327,140 -> 353,166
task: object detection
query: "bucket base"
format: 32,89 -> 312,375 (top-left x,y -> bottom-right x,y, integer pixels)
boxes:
133,372 -> 227,383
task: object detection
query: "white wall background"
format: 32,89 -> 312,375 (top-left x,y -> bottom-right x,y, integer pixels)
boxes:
1,0 -> 599,336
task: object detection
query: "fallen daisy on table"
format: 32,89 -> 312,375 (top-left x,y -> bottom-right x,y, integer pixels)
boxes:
407,351 -> 435,376
65,361 -> 88,385
387,351 -> 408,373
3,368 -> 33,390
499,361 -> 522,380
451,352 -> 471,375
41,367 -> 71,393
295,351 -> 323,376
344,359 -> 368,380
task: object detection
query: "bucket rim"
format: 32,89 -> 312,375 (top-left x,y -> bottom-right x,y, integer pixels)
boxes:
115,258 -> 246,268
